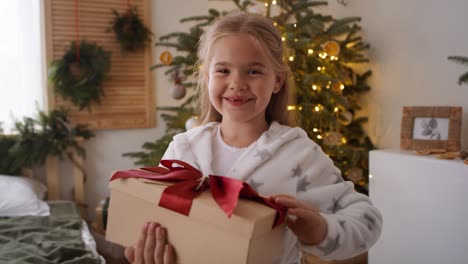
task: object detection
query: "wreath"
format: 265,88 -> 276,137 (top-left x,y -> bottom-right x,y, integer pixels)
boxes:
48,40 -> 111,110
110,6 -> 152,52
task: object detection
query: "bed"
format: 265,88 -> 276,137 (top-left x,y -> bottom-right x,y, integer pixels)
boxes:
0,159 -> 105,264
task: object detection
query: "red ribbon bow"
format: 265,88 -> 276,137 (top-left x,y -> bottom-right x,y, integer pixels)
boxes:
110,160 -> 285,227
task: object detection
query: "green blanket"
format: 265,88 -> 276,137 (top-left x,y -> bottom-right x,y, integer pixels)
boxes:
0,201 -> 102,264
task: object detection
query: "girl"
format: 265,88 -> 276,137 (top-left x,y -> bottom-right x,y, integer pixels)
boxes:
125,11 -> 382,264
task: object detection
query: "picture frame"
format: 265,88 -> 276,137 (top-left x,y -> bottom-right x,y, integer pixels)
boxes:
400,106 -> 462,152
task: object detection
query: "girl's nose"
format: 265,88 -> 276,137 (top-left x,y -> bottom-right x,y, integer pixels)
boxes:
229,72 -> 247,91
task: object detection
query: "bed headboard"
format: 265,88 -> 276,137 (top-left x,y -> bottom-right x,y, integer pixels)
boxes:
21,149 -> 87,217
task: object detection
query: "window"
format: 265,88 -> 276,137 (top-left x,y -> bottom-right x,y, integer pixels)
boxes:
0,1 -> 44,134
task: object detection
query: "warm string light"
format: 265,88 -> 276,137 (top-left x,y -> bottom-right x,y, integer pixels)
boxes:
287,105 -> 303,111
312,127 -> 322,140
312,83 -> 342,92
308,49 -> 314,55
281,36 -> 286,42
317,52 -> 340,61
272,0 -> 277,5
289,56 -> 294,61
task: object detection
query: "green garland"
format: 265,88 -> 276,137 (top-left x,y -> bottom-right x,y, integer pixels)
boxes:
48,40 -> 111,110
110,6 -> 152,52
0,108 -> 95,174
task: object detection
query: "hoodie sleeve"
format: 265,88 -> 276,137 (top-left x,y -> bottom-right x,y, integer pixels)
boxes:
295,140 -> 382,261
159,141 -> 177,162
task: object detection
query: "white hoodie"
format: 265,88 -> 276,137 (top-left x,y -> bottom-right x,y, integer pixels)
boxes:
162,121 -> 382,263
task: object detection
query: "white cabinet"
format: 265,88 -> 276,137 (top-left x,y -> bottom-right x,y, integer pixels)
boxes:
369,149 -> 468,264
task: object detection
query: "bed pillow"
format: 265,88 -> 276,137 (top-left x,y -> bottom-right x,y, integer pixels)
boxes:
0,175 -> 50,216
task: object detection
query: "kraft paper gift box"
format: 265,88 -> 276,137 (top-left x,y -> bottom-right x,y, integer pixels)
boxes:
106,160 -> 286,264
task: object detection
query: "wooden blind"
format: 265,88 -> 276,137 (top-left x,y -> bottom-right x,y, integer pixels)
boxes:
44,0 -> 155,130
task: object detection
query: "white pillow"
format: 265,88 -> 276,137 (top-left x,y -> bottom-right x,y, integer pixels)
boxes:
0,175 -> 50,216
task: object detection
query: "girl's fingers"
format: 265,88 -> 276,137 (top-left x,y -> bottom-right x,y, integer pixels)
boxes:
134,222 -> 149,263
288,207 -> 315,218
154,227 -> 167,263
128,222 -> 174,264
124,245 -> 135,263
144,223 -> 158,264
272,195 -> 319,213
274,196 -> 304,209
270,194 -> 295,202
164,244 -> 175,263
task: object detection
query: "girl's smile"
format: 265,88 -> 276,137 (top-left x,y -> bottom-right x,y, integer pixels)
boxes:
223,95 -> 254,106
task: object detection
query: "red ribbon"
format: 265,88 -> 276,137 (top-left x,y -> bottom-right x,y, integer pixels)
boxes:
110,160 -> 286,228
74,0 -> 80,61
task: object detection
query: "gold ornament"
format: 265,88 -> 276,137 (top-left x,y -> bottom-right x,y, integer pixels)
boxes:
160,51 -> 173,65
323,41 -> 340,56
332,82 -> 343,94
339,111 -> 353,126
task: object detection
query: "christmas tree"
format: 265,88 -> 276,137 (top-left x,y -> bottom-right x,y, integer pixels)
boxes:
124,0 -> 375,194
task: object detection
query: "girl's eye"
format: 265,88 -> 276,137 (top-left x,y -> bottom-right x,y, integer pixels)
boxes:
216,69 -> 229,74
248,69 -> 262,75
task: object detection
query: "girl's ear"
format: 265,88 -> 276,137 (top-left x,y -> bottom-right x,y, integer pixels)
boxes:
273,73 -> 284,94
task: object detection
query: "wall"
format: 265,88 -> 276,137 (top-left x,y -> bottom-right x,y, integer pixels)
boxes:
323,0 -> 468,150
71,0 -> 468,220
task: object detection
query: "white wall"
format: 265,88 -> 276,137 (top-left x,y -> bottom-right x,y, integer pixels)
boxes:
75,0 -> 468,220
323,0 -> 468,150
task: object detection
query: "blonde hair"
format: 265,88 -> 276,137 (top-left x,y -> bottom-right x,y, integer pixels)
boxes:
194,11 -> 298,127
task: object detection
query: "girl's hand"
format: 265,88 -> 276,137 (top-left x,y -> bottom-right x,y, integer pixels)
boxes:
124,222 -> 175,264
271,194 -> 327,246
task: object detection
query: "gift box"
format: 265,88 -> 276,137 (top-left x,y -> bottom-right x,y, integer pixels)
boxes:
106,160 -> 286,264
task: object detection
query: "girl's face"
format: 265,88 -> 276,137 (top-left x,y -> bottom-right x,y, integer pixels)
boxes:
207,33 -> 282,127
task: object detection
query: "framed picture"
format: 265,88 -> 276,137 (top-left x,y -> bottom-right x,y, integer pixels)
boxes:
400,106 -> 462,152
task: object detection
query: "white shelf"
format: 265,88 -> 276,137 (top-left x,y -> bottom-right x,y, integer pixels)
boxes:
369,149 -> 468,264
